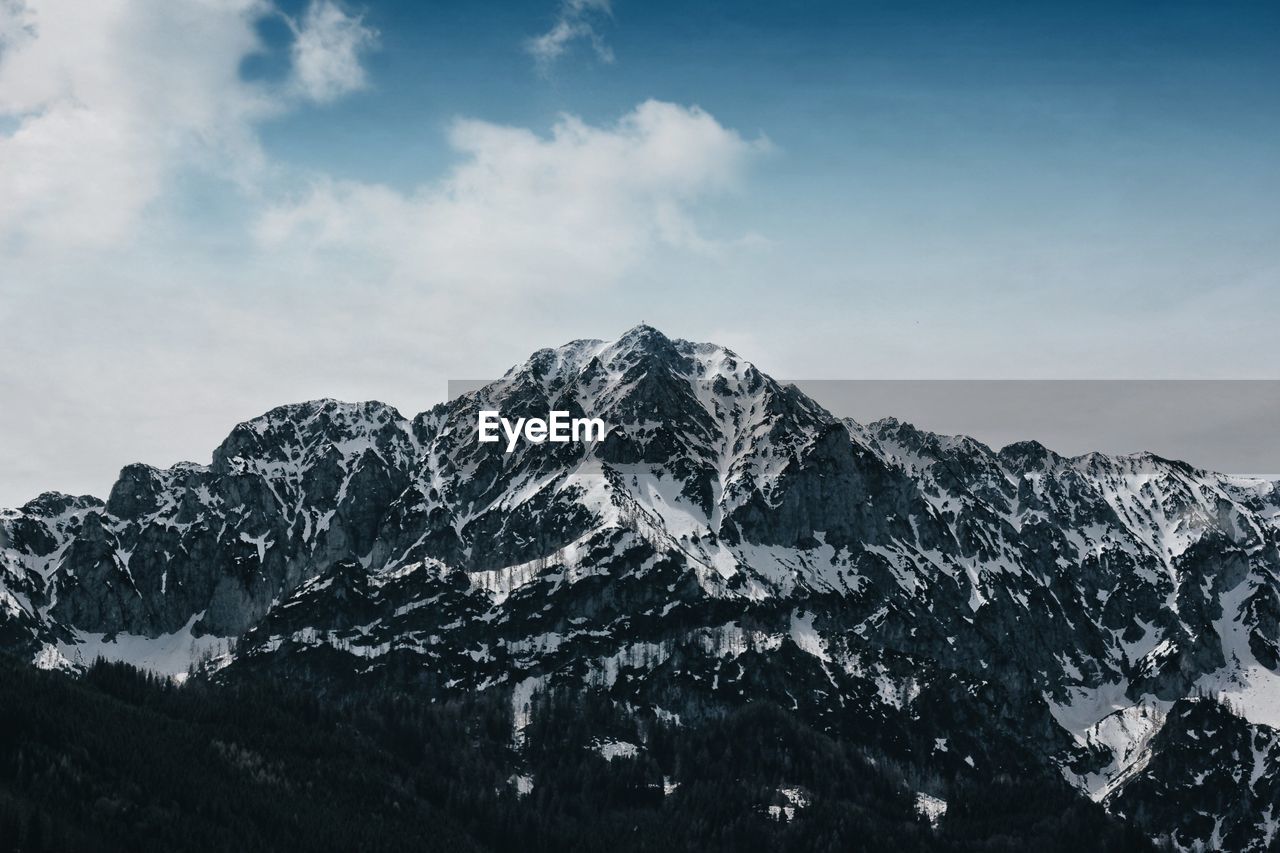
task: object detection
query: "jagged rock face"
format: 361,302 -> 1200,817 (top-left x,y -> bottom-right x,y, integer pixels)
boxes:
1,492 -> 103,656
3,324 -> 1280,851
31,401 -> 421,638
1108,698 -> 1280,851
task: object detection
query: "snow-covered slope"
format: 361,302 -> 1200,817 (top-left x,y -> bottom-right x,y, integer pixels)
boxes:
2,325 -> 1278,851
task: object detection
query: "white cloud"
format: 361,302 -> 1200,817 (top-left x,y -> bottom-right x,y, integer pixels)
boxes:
527,0 -> 614,71
0,0 -> 32,51
0,0 -> 273,248
288,0 -> 377,103
257,100 -> 767,294
0,0 -> 376,251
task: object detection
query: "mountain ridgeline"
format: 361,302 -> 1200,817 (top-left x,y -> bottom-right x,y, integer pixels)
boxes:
3,326 -> 1279,852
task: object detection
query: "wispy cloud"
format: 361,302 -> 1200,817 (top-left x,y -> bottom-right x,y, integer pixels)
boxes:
0,0 -> 378,250
526,0 -> 614,72
288,0 -> 378,104
0,0 -> 273,248
257,100 -> 767,292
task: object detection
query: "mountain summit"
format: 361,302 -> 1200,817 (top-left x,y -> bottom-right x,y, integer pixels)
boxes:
3,327 -> 1279,851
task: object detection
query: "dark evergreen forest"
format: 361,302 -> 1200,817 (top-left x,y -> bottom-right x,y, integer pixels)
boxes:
0,657 -> 1154,853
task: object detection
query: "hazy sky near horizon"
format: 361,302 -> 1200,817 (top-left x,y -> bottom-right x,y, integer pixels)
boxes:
1,0 -> 1278,506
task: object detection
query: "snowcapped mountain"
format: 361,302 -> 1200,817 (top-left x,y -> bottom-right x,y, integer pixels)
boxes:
3,325 -> 1279,851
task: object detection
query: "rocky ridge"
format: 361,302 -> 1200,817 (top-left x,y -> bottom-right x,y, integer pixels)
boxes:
3,325 -> 1278,851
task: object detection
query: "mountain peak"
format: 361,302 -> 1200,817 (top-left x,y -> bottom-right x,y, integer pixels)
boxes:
14,491 -> 104,517
997,439 -> 1062,471
617,323 -> 671,346
601,325 -> 696,379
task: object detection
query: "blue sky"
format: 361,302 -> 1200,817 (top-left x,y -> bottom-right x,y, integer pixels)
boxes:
256,0 -> 1279,212
1,0 -> 1278,504
253,0 -> 1280,347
